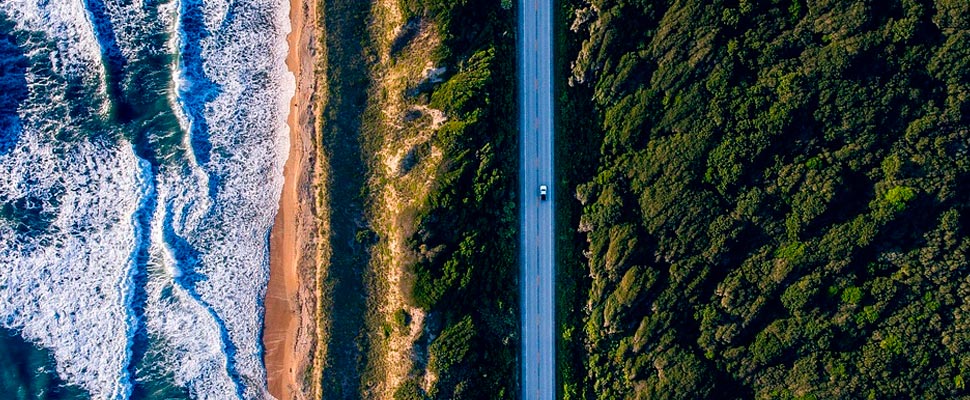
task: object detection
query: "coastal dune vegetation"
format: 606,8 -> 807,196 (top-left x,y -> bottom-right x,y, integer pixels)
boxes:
558,0 -> 970,398
304,0 -> 517,398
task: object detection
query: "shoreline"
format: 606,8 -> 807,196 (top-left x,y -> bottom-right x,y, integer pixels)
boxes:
264,0 -> 314,396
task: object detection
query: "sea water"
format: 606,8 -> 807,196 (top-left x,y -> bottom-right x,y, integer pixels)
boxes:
0,0 -> 293,398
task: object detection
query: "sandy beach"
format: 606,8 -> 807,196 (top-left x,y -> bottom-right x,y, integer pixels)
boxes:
264,0 -> 315,396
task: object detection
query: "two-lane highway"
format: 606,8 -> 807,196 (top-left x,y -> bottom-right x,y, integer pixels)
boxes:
519,0 -> 554,396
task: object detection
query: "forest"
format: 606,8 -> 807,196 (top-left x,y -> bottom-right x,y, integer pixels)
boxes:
559,0 -> 970,398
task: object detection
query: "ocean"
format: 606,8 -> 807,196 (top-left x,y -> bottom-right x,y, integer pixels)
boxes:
0,0 -> 293,398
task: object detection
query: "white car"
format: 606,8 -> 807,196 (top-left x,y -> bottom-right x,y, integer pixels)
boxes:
539,185 -> 548,201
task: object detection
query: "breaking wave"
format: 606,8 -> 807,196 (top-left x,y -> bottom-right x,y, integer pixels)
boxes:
0,0 -> 293,397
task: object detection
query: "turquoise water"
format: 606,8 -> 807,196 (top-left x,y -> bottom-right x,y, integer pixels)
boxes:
0,0 -> 292,397
0,328 -> 88,400
0,326 -> 191,400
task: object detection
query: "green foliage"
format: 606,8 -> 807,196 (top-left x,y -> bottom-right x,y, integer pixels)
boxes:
883,186 -> 916,212
393,309 -> 410,333
752,330 -> 783,365
565,0 -> 970,398
428,317 -> 474,376
855,305 -> 879,325
841,286 -> 863,305
430,48 -> 494,117
879,334 -> 904,356
411,234 -> 478,309
394,379 -> 429,400
775,242 -> 807,263
395,0 -> 516,397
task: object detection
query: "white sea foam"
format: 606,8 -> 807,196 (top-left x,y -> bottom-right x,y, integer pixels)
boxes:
0,1 -> 138,398
0,0 -> 295,397
161,0 -> 293,395
143,208 -> 239,396
3,0 -> 104,79
0,136 -> 142,399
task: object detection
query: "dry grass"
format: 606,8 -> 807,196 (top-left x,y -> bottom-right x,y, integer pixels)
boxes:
363,0 -> 448,397
307,0 -> 332,397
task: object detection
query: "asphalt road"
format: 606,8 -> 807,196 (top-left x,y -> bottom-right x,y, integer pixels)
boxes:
519,0 -> 555,396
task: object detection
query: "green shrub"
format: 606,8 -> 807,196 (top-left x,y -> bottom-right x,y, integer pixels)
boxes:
883,186 -> 916,212
428,316 -> 475,376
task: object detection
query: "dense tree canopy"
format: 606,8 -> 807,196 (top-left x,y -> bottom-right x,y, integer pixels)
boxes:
563,0 -> 970,398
